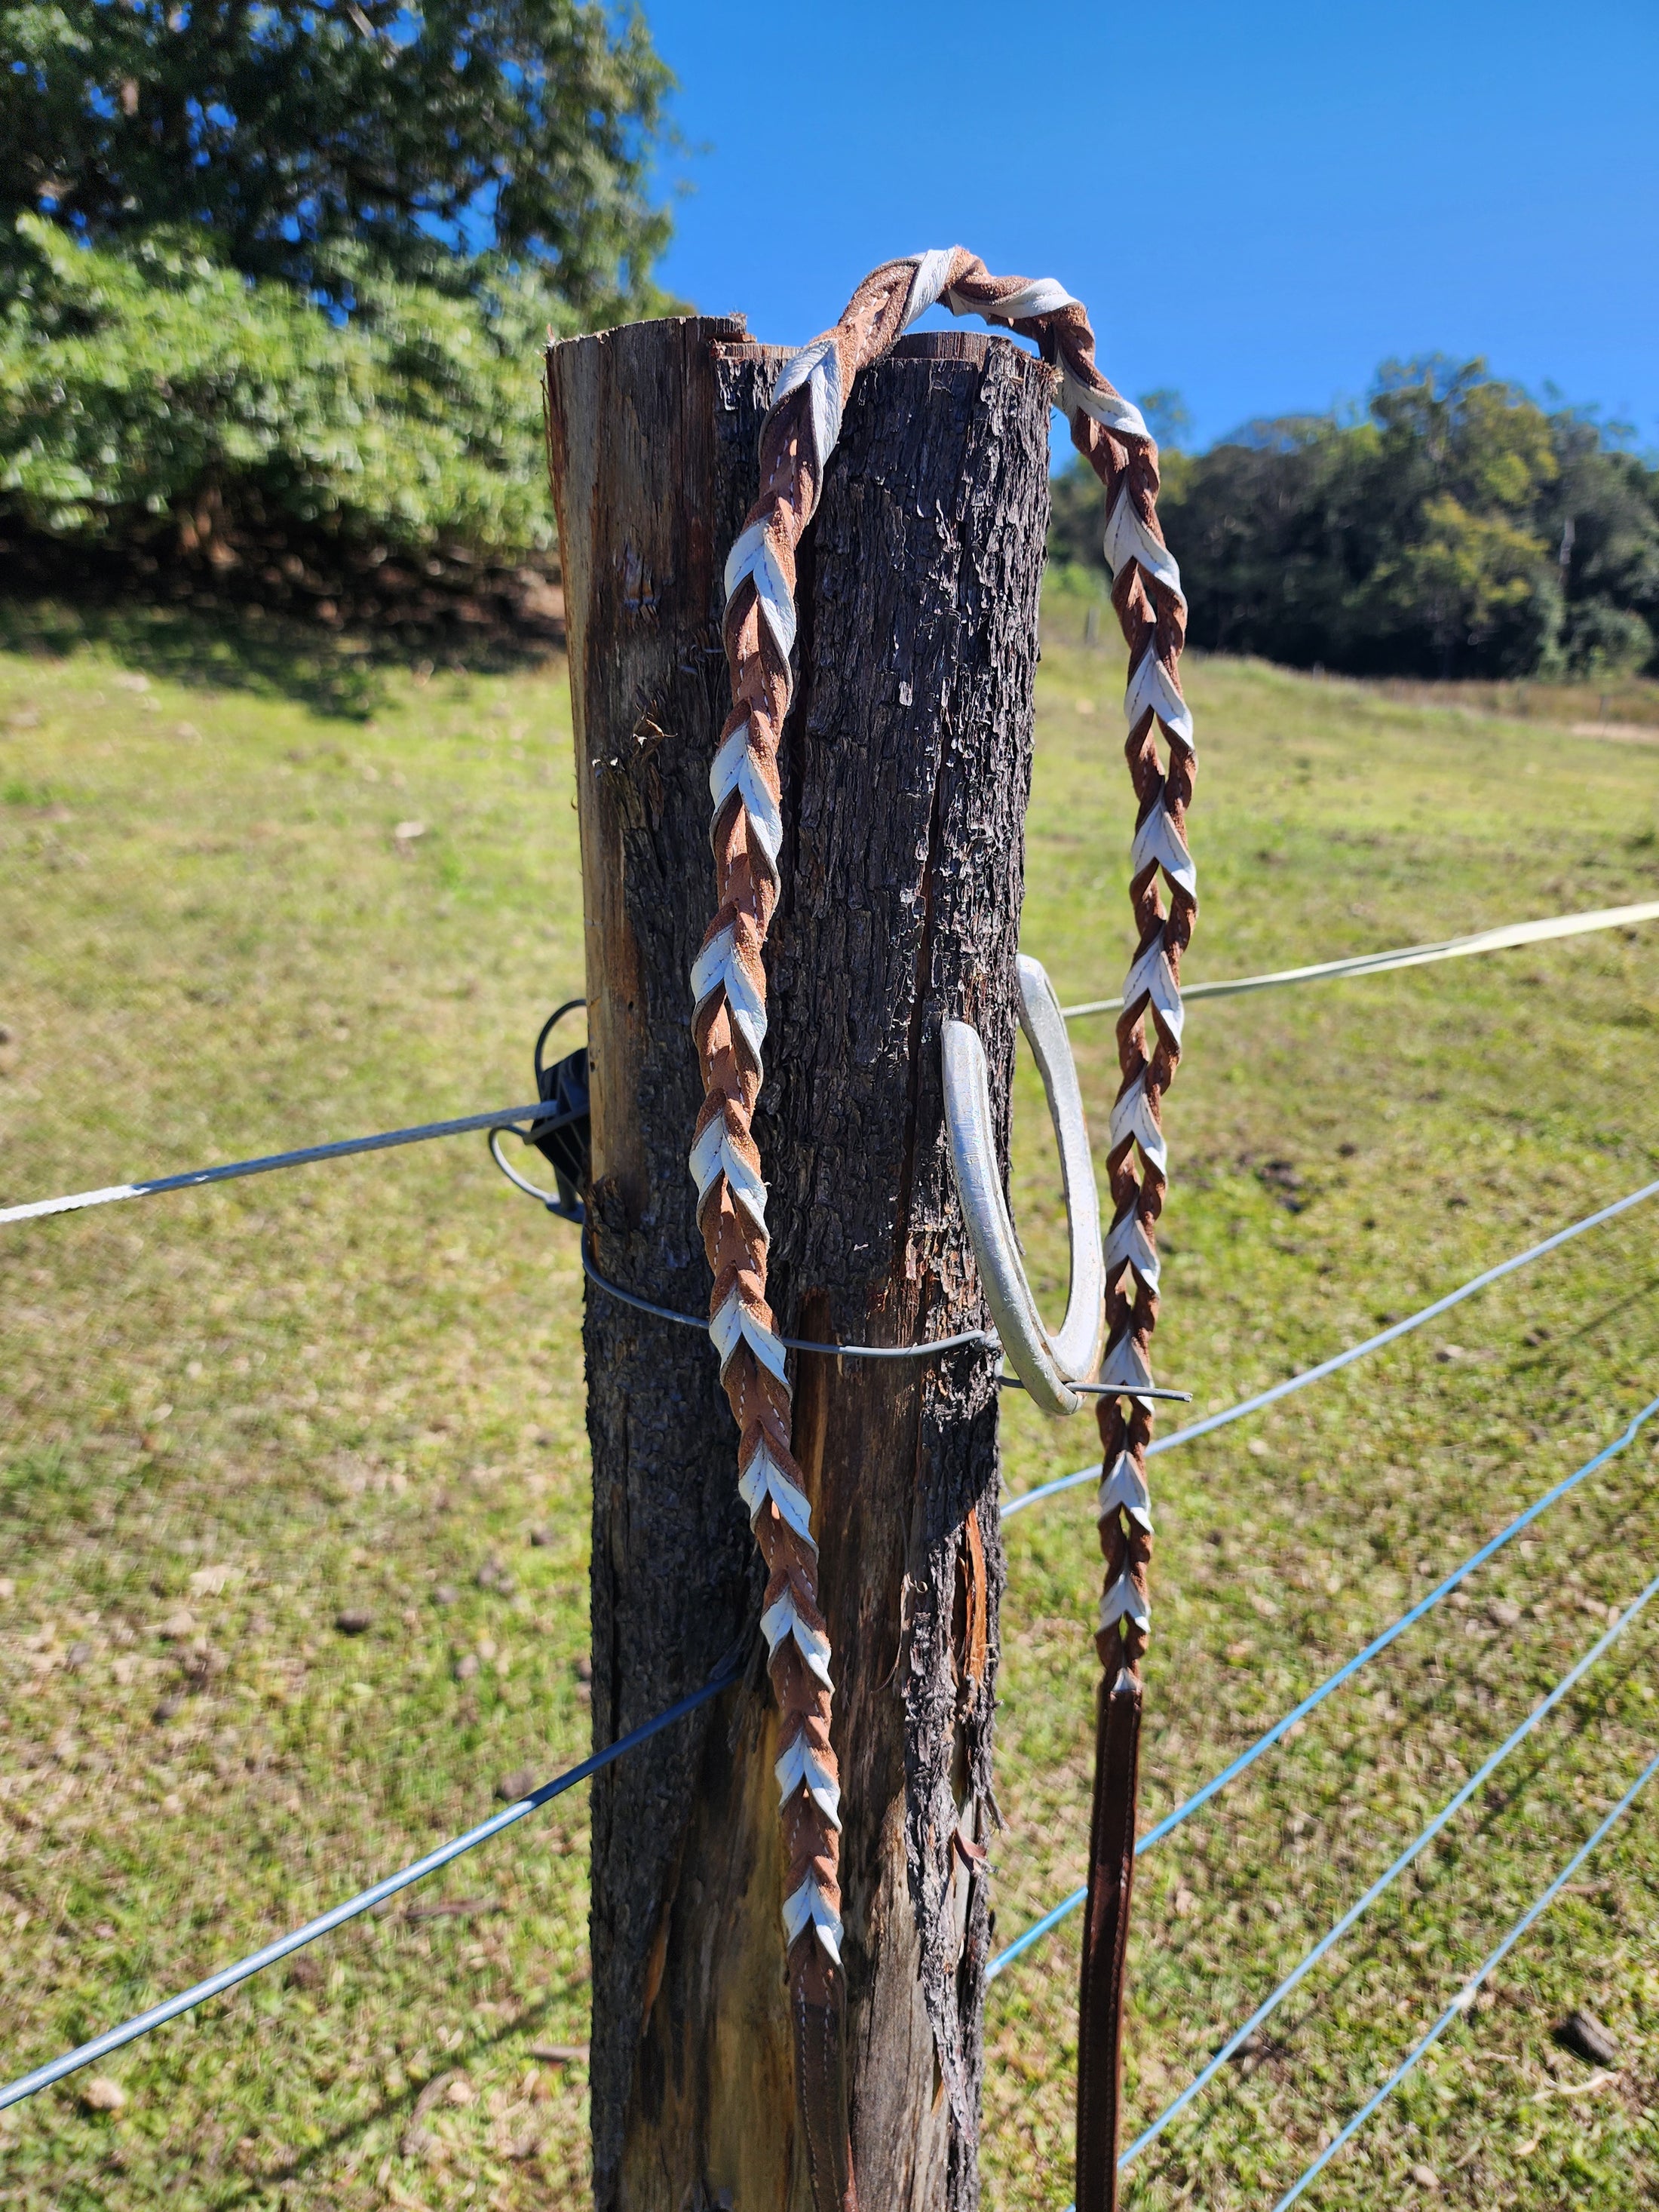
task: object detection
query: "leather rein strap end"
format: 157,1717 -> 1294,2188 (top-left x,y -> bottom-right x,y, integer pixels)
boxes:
1076,1674 -> 1143,2212
793,1962 -> 859,2212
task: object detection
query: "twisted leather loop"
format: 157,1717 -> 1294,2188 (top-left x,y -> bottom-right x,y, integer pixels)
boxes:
695,250 -> 1193,2210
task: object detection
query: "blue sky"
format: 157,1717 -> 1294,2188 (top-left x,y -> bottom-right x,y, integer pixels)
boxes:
642,0 -> 1659,451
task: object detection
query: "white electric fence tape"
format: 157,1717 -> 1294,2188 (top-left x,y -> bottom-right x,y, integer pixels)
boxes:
1060,897 -> 1659,1020
5,904 -> 1647,1234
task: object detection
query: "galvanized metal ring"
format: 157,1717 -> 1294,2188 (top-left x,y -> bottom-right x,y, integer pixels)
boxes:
943,954 -> 1106,1416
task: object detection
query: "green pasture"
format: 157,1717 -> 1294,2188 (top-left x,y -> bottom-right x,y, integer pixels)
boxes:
2,598 -> 1657,2210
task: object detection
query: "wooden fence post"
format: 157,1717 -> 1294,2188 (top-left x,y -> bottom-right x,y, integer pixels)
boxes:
545,315 -> 1050,2211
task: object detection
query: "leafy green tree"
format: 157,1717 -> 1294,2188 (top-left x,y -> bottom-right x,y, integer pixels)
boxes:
1050,355 -> 1658,680
1,0 -> 672,312
1544,414 -> 1659,671
0,213 -> 564,557
0,1 -> 676,581
1380,494 -> 1548,670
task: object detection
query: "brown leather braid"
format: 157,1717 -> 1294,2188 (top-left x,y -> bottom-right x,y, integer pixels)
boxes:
1091,437 -> 1192,1686
695,249 -> 1191,2210
937,258 -> 1194,2212
934,257 -> 1194,1649
693,253 -> 930,2212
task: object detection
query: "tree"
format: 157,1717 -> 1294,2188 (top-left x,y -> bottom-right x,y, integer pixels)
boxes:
1050,355 -> 1659,680
1544,413 -> 1659,673
1380,494 -> 1547,675
0,213 -> 562,558
0,1 -> 676,591
1,0 -> 672,314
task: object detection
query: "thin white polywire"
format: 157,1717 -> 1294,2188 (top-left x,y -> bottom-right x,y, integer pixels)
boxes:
1058,897 -> 1659,1020
0,1106 -> 553,1226
1001,1173 -> 1659,1521
986,1392 -> 1659,1980
1121,1563 -> 1659,2168
1269,1743 -> 1659,2210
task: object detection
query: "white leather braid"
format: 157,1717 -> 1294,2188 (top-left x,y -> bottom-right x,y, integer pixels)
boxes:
708,723 -> 784,879
1105,486 -> 1185,608
948,274 -> 1082,322
1124,644 -> 1194,751
904,245 -> 958,326
1099,1450 -> 1153,1533
776,1734 -> 843,1828
1104,1209 -> 1160,1294
708,1281 -> 790,1388
782,1873 -> 845,1968
722,520 -> 798,663
1098,1566 -> 1151,1636
1099,1330 -> 1156,1398
1058,364 -> 1151,444
761,1585 -> 834,1688
1109,1075 -> 1169,1177
738,1436 -> 816,1548
695,252 -> 1193,2198
912,246 -> 1196,1686
771,335 -> 845,494
1130,802 -> 1196,900
1121,937 -> 1185,1050
689,921 -> 768,1075
689,1106 -> 766,1234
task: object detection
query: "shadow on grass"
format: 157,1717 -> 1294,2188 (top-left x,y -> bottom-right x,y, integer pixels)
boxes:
1506,1273 -> 1659,1372
0,596 -> 560,722
215,1987 -> 573,2204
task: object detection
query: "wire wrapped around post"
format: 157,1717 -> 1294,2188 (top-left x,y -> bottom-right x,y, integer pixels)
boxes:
692,249 -> 1191,2210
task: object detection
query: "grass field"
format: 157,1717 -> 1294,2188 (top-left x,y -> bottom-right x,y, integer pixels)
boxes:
2,595 -> 1657,2211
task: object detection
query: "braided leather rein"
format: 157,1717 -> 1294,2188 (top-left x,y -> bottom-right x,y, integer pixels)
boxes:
690,248 -> 1194,2211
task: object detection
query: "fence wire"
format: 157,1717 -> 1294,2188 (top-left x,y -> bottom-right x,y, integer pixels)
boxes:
987,1391 -> 1659,1980
0,1106 -> 550,1227
7,903 -> 1654,1232
0,1661 -> 740,2112
6,892 -> 1657,2175
1050,1742 -> 1659,2212
1002,1173 -> 1659,1522
1122,1563 -> 1659,2168
1270,1743 -> 1659,2210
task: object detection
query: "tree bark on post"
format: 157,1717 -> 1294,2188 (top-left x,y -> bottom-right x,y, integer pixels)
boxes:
545,317 -> 1051,2212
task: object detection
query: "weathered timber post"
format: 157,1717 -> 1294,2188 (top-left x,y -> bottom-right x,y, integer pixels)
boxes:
545,316 -> 1050,2211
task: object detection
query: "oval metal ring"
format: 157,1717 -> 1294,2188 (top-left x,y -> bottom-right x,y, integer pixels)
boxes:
943,954 -> 1105,1416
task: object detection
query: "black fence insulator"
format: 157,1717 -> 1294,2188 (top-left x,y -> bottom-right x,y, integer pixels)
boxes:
486,1002 -> 591,1222
526,1001 -> 591,1220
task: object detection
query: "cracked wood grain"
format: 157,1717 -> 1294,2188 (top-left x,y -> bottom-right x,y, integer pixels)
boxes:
545,319 -> 1049,2212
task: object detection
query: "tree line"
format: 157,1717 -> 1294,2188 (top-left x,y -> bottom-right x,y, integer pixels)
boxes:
1050,363 -> 1659,680
5,9 -> 1655,676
